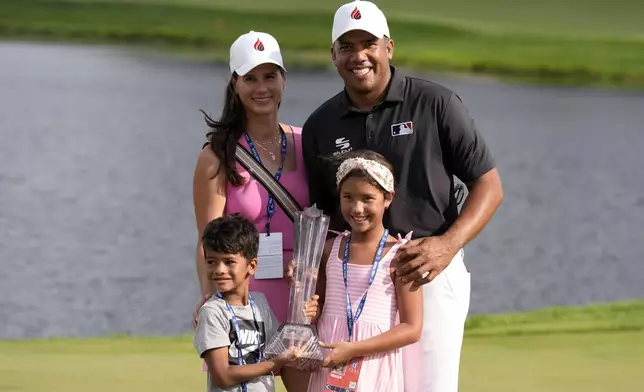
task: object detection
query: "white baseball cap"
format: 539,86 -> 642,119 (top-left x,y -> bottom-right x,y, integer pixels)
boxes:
229,31 -> 286,76
331,0 -> 390,43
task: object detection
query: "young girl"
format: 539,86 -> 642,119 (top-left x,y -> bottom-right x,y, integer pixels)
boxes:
308,150 -> 423,392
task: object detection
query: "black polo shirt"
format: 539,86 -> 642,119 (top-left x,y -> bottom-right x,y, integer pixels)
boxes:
301,66 -> 496,239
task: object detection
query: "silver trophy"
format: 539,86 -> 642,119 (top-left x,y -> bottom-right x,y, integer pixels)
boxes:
264,204 -> 329,371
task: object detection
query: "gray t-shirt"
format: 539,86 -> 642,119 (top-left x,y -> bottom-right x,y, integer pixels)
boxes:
194,292 -> 279,392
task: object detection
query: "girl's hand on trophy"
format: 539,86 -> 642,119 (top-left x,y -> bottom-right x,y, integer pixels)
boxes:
303,295 -> 320,320
320,341 -> 356,368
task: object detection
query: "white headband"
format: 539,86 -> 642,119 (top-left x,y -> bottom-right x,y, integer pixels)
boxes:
336,157 -> 395,192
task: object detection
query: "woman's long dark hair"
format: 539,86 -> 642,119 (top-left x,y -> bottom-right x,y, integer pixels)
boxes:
200,75 -> 247,186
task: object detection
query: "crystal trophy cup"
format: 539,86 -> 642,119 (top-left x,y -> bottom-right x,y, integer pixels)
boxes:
264,204 -> 330,371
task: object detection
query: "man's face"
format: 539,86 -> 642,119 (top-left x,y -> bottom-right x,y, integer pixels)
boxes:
332,30 -> 394,95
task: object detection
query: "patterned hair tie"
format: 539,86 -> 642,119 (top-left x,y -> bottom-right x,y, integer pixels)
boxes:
336,157 -> 394,192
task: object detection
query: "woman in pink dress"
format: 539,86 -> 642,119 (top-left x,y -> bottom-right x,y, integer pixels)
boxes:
192,31 -> 310,390
307,150 -> 423,392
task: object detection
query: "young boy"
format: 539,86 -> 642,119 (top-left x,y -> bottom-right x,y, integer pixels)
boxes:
194,214 -> 314,392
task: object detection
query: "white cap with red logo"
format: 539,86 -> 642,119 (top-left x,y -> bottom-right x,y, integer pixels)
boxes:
229,31 -> 286,76
331,0 -> 390,43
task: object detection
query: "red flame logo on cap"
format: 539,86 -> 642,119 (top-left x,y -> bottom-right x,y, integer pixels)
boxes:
253,38 -> 265,51
350,7 -> 361,20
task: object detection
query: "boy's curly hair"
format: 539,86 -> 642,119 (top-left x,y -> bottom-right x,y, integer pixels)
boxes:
201,214 -> 259,260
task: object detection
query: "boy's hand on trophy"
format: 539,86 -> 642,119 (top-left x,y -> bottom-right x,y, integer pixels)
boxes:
274,345 -> 304,367
303,295 -> 320,321
284,259 -> 298,287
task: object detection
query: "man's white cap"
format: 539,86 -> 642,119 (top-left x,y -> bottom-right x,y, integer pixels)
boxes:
229,31 -> 286,76
331,0 -> 390,43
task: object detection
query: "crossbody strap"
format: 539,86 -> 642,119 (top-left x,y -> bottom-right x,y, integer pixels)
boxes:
235,143 -> 302,222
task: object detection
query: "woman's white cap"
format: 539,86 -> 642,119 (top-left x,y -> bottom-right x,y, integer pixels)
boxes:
332,0 -> 390,43
229,31 -> 286,76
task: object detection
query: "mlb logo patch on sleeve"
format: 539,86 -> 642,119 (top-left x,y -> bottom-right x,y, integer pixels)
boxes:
391,121 -> 413,136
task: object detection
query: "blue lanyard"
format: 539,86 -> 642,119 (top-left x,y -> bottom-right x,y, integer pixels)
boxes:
215,292 -> 263,392
342,229 -> 389,341
244,130 -> 287,235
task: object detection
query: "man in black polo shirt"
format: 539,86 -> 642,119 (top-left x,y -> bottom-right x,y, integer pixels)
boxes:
301,1 -> 503,391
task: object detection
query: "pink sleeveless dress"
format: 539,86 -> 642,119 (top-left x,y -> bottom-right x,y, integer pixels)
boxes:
224,126 -> 309,323
308,232 -> 411,392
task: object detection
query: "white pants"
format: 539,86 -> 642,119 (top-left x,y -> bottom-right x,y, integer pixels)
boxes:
403,249 -> 471,392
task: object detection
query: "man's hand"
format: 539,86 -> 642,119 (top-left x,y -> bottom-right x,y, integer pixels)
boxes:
392,235 -> 459,288
192,292 -> 214,329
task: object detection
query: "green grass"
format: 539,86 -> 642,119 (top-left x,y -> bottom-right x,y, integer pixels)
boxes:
1,0 -> 644,87
1,301 -> 643,392
460,331 -> 644,392
465,300 -> 644,336
71,0 -> 644,36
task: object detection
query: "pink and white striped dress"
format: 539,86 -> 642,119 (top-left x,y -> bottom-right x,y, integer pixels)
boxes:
308,232 -> 411,392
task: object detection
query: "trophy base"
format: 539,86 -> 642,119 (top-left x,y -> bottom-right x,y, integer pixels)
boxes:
264,323 -> 325,371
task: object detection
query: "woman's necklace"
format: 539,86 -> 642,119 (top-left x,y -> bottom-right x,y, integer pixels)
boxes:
253,128 -> 283,161
254,141 -> 278,161
255,132 -> 280,145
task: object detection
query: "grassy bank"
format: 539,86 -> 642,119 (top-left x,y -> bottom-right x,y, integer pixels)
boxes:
2,0 -> 644,88
1,301 -> 643,392
464,299 -> 644,336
